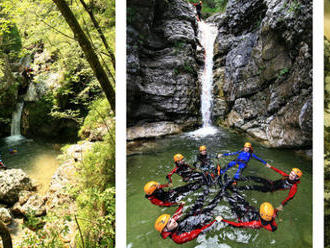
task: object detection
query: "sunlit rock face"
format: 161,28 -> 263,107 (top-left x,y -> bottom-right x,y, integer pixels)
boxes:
127,0 -> 201,133
212,0 -> 312,148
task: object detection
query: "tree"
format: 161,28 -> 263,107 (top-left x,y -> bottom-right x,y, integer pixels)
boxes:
0,221 -> 12,248
52,0 -> 115,113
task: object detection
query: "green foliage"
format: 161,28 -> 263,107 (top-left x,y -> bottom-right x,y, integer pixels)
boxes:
79,98 -> 113,138
187,0 -> 228,17
284,0 -> 301,13
278,67 -> 289,79
23,211 -> 45,231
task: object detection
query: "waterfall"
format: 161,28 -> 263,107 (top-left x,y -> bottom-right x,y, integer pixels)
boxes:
10,102 -> 24,137
188,21 -> 218,137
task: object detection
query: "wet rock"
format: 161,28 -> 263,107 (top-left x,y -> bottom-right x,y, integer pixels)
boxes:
0,169 -> 34,205
127,122 -> 183,140
212,0 -> 312,148
127,0 -> 200,132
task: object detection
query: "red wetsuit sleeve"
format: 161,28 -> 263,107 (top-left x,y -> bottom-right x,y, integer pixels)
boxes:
148,196 -> 176,207
158,183 -> 169,189
222,219 -> 261,229
281,182 -> 297,206
270,166 -> 288,177
172,204 -> 184,221
171,220 -> 216,244
167,167 -> 178,183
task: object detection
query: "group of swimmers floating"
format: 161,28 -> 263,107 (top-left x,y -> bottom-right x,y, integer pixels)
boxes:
144,142 -> 303,244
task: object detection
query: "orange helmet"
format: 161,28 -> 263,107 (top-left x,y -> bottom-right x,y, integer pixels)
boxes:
144,181 -> 159,195
155,214 -> 170,232
173,154 -> 184,162
199,145 -> 207,152
244,142 -> 252,148
291,168 -> 302,178
259,202 -> 274,221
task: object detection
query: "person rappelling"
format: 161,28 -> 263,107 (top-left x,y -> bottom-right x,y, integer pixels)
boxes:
217,142 -> 270,184
192,1 -> 203,21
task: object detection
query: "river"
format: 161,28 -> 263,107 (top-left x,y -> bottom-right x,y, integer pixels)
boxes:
127,128 -> 312,247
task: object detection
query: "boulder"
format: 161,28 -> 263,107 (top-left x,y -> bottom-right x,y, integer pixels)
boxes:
0,169 -> 34,205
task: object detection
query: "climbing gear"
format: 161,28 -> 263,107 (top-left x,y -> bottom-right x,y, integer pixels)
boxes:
259,202 -> 274,221
291,168 -> 302,178
199,145 -> 207,152
244,142 -> 252,148
144,181 -> 159,195
155,214 -> 171,232
174,154 -> 184,162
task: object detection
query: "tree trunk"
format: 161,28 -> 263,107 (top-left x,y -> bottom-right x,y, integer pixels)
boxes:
52,0 -> 115,113
0,222 -> 12,248
79,0 -> 115,70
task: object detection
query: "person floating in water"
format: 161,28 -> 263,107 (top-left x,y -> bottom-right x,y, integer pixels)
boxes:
144,180 -> 202,207
219,192 -> 278,232
192,1 -> 203,21
237,166 -> 302,210
218,142 -> 270,181
167,154 -> 203,184
193,145 -> 217,186
154,189 -> 225,244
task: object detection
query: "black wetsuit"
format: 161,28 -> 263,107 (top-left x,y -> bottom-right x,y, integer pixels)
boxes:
167,162 -> 204,184
223,192 -> 278,232
193,154 -> 217,186
161,189 -> 225,243
146,182 -> 202,207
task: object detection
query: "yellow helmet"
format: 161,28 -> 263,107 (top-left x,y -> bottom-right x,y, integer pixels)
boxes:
144,181 -> 159,195
199,145 -> 207,151
259,202 -> 274,221
291,168 -> 302,178
244,142 -> 252,148
173,154 -> 184,162
155,214 -> 170,232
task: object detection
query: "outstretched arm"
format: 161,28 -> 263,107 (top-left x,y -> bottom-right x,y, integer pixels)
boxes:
268,165 -> 288,177
222,219 -> 261,229
252,154 -> 267,164
281,183 -> 298,206
167,167 -> 178,183
171,220 -> 216,244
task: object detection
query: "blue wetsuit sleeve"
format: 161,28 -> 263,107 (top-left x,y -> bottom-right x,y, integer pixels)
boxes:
223,151 -> 240,156
252,154 -> 267,164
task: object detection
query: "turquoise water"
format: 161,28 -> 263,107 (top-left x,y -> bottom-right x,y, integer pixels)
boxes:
127,127 -> 312,247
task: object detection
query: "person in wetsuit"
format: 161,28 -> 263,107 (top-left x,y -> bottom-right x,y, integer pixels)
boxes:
219,192 -> 278,232
0,156 -> 7,170
167,154 -> 203,184
193,145 -> 217,186
154,189 -> 225,244
193,1 -> 203,21
218,142 -> 269,181
144,180 -> 202,207
237,165 -> 302,210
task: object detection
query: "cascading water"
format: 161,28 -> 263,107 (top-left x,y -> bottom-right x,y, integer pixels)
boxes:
6,102 -> 25,143
189,21 -> 218,137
